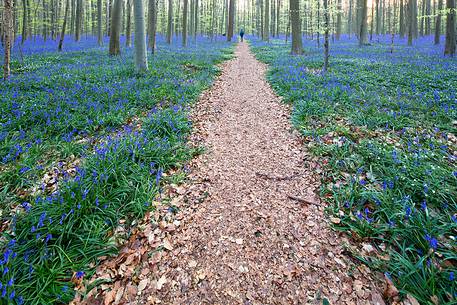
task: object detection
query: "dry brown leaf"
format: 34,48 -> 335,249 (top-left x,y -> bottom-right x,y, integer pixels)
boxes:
383,274 -> 399,301
163,238 -> 173,250
406,294 -> 421,305
138,278 -> 149,293
157,275 -> 167,290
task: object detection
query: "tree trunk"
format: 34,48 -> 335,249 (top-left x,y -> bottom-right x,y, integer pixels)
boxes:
399,0 -> 405,37
336,0 -> 342,39
227,0 -> 235,41
98,0 -> 103,45
134,0 -> 148,71
408,0 -> 415,45
290,0 -> 303,54
376,0 -> 381,34
58,0 -> 70,51
348,0 -> 353,36
434,0 -> 442,44
21,0 -> 27,43
194,0 -> 198,40
183,0 -> 188,46
126,0 -> 132,46
3,0 -> 13,80
358,0 -> 368,45
167,0 -> 173,43
263,0 -> 269,40
109,0 -> 122,55
147,0 -> 157,50
444,0 -> 456,55
323,0 -> 329,71
276,0 -> 280,36
75,0 -> 82,41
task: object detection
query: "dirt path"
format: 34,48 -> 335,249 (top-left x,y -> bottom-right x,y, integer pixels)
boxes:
80,42 -> 380,305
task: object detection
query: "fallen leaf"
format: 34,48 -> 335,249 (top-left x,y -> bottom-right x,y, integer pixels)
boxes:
383,274 -> 399,301
163,238 -> 173,250
157,275 -> 167,290
406,294 -> 420,305
138,278 -> 149,293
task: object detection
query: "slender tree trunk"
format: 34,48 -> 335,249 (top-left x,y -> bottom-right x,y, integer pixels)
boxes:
109,0 -> 122,55
3,0 -> 13,80
183,0 -> 188,45
148,0 -> 157,51
408,0 -> 415,44
194,0 -> 198,40
399,0 -> 405,37
75,0 -> 82,41
98,0 -> 103,45
126,0 -> 132,46
276,0 -> 280,36
134,0 -> 148,71
376,0 -> 381,34
21,0 -> 27,43
444,0 -> 456,55
323,0 -> 329,72
420,0 -> 425,35
167,0 -> 173,43
359,0 -> 368,45
290,0 -> 303,54
434,0 -> 442,44
370,0 -> 374,40
335,0 -> 342,39
58,0 -> 70,51
348,0 -> 353,36
227,0 -> 235,41
263,0 -> 269,40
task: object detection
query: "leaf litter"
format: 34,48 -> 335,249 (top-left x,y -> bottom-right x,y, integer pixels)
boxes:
72,43 -> 395,305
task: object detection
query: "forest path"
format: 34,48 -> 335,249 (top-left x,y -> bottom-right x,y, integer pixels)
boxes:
82,42 -> 379,305
137,42 -> 379,304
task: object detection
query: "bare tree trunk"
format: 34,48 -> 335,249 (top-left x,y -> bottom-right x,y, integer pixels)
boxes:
109,0 -> 122,55
444,0 -> 456,55
75,0 -> 82,41
148,0 -> 157,51
276,0 -> 280,36
183,0 -> 188,45
98,0 -> 103,45
21,0 -> 27,43
227,0 -> 235,41
399,0 -> 405,37
323,0 -> 329,72
263,0 -> 269,40
348,0 -> 353,36
408,0 -> 415,45
167,0 -> 173,43
58,0 -> 70,51
126,0 -> 132,46
290,0 -> 303,54
134,0 -> 148,71
434,0 -> 442,44
336,0 -> 342,39
194,0 -> 198,40
359,0 -> 368,45
370,0 -> 374,40
4,0 -> 13,80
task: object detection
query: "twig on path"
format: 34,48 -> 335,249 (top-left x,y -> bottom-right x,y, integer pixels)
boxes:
288,195 -> 320,208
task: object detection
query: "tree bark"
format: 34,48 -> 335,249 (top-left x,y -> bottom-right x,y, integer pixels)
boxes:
147,0 -> 157,50
126,0 -> 132,46
444,0 -> 456,55
399,0 -> 405,37
98,0 -> 103,45
336,0 -> 342,39
183,0 -> 188,46
323,0 -> 329,71
358,0 -> 368,45
109,0 -> 122,55
58,0 -> 70,51
75,0 -> 82,41
263,0 -> 269,40
21,0 -> 27,43
3,0 -> 13,80
434,0 -> 442,44
289,0 -> 303,54
227,0 -> 235,41
134,0 -> 148,71
167,0 -> 172,43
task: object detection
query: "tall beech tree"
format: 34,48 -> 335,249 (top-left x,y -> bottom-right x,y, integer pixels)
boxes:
134,0 -> 148,71
58,0 -> 70,51
290,0 -> 303,54
109,0 -> 122,55
444,0 -> 456,56
3,0 -> 13,80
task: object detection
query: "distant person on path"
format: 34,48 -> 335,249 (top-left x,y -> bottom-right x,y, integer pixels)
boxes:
240,29 -> 245,42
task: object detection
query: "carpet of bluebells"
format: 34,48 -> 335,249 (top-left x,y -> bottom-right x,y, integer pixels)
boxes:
251,35 -> 457,304
0,35 -> 232,304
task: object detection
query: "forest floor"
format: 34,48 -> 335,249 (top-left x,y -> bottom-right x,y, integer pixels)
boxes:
78,42 -> 382,305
